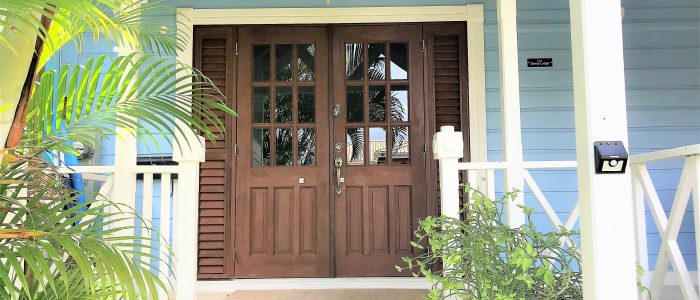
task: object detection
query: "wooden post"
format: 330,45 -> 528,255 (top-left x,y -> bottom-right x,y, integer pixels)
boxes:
496,0 -> 525,227
173,136 -> 205,300
569,0 -> 638,298
466,5 -> 489,196
433,126 -> 464,219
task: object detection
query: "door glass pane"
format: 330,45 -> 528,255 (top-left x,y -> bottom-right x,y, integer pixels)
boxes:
253,44 -> 270,81
369,127 -> 387,165
390,85 -> 409,122
368,43 -> 386,80
346,86 -> 363,122
390,43 -> 408,80
298,86 -> 315,123
391,126 -> 409,165
252,128 -> 270,166
298,44 -> 315,81
298,128 -> 316,166
345,43 -> 364,80
253,87 -> 270,123
346,127 -> 364,165
276,128 -> 293,166
368,85 -> 386,122
275,44 -> 293,81
275,86 -> 292,123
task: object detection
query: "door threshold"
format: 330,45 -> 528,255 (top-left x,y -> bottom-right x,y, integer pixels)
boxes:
197,277 -> 431,292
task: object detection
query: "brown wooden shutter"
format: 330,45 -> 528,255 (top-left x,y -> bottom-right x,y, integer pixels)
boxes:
193,26 -> 235,279
425,23 -> 470,216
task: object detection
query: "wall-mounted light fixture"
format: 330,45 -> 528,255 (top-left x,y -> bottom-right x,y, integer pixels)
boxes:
594,141 -> 629,174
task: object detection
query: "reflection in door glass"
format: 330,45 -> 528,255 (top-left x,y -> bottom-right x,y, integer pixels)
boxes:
298,44 -> 315,81
275,87 -> 292,123
298,128 -> 316,166
253,45 -> 270,81
369,127 -> 387,165
276,44 -> 293,81
346,86 -> 363,122
368,43 -> 386,80
298,86 -> 315,123
252,128 -> 270,166
390,43 -> 408,80
253,87 -> 270,123
345,43 -> 364,80
369,85 -> 386,122
276,128 -> 293,166
346,127 -> 364,165
390,85 -> 409,122
391,126 -> 410,165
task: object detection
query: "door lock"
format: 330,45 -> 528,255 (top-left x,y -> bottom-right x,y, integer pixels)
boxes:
334,156 -> 343,194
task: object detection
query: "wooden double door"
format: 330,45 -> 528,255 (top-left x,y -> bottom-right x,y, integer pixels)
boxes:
194,23 -> 469,279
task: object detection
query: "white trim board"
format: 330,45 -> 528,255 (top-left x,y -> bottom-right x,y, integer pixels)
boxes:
197,277 -> 431,292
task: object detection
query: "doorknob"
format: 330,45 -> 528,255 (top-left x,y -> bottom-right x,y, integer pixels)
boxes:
334,156 -> 343,194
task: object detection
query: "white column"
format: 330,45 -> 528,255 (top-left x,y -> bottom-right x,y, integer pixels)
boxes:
569,0 -> 637,298
433,126 -> 465,219
496,0 -> 525,227
173,136 -> 204,300
466,5 -> 490,195
173,9 -> 201,299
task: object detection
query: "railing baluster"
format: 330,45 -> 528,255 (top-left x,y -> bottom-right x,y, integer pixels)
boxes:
142,173 -> 154,270
159,173 -> 172,298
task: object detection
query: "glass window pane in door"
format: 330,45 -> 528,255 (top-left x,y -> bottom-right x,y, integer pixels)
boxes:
297,128 -> 316,166
252,128 -> 270,166
390,43 -> 408,80
367,43 -> 386,80
275,86 -> 292,123
253,87 -> 270,123
390,85 -> 409,122
345,43 -> 364,80
298,86 -> 315,123
369,85 -> 386,122
391,126 -> 410,165
276,44 -> 293,81
276,128 -> 293,166
298,44 -> 315,81
346,127 -> 364,165
346,86 -> 363,122
253,45 -> 270,81
369,127 -> 387,165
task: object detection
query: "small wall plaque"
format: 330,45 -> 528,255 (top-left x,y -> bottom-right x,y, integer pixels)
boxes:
527,58 -> 553,67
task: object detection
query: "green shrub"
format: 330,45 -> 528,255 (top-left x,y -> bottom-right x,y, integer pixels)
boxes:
397,186 -> 582,300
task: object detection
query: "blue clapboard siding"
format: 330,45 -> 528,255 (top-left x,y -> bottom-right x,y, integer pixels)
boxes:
47,0 -> 699,272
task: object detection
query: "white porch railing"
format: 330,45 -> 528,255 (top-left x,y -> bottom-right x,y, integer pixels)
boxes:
631,144 -> 700,300
434,125 -> 700,300
57,164 -> 184,299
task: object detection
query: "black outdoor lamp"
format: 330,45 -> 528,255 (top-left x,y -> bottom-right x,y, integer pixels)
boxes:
594,141 -> 629,174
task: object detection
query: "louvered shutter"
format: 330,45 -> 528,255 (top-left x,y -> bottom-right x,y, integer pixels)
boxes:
193,26 -> 235,279
426,24 -> 470,216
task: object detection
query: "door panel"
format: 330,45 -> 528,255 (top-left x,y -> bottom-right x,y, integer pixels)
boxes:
332,25 -> 427,276
235,26 -> 330,278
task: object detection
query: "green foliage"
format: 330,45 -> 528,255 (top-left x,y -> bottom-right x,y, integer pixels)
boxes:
398,186 -> 583,300
0,149 -> 172,299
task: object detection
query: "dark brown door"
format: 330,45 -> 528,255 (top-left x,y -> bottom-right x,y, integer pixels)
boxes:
332,25 -> 428,276
234,26 -> 331,278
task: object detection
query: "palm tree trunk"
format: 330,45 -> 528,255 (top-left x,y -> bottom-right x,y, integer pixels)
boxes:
3,14 -> 52,150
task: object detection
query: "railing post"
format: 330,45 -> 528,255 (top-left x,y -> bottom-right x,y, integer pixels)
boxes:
433,126 -> 464,219
691,154 -> 700,293
631,164 -> 649,289
173,136 -> 205,300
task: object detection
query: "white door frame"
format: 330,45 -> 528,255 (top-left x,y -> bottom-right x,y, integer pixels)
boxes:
174,4 -> 487,291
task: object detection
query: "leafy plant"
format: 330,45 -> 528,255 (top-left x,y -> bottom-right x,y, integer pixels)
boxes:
398,186 -> 583,300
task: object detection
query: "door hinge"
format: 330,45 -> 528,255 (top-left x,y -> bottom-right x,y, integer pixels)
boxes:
235,42 -> 239,56
423,143 -> 427,153
421,39 -> 425,53
234,144 -> 238,156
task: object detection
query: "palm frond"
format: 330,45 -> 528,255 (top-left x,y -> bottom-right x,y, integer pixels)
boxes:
24,53 -> 235,152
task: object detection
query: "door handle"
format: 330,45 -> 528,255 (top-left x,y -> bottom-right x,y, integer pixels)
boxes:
334,156 -> 343,194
